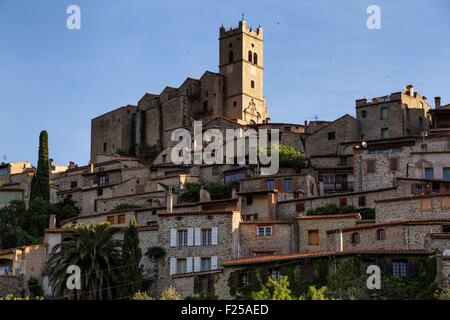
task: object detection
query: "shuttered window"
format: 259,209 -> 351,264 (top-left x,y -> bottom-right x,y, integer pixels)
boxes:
107,215 -> 115,224
117,214 -> 126,224
367,160 -> 376,173
308,230 -> 319,245
178,229 -> 188,247
421,198 -> 432,211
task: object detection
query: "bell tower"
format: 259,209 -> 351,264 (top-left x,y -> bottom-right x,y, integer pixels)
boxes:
219,19 -> 268,124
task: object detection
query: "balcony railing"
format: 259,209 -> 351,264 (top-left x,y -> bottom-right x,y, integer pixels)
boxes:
323,181 -> 354,191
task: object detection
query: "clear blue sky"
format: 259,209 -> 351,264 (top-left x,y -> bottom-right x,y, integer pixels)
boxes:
1,0 -> 449,166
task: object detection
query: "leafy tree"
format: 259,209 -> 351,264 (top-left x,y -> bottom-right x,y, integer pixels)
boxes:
0,200 -> 43,249
30,130 -> 50,202
47,224 -> 123,300
260,144 -> 307,171
27,276 -> 44,297
307,203 -> 375,220
52,196 -> 81,225
120,217 -> 143,298
131,291 -> 154,300
112,203 -> 142,212
138,143 -> 160,163
179,183 -> 201,203
252,276 -> 295,300
160,286 -> 181,300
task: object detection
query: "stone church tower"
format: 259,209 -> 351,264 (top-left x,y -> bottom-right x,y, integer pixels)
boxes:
90,19 -> 270,162
219,19 -> 269,124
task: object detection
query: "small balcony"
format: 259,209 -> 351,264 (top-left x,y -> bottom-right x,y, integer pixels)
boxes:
323,181 -> 354,192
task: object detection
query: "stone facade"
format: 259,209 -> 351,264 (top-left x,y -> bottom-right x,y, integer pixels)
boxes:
156,210 -> 240,297
297,214 -> 361,252
356,85 -> 431,140
239,221 -> 294,256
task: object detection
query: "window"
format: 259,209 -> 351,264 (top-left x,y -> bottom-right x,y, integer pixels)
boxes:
194,275 -> 212,294
308,230 -> 319,246
251,80 -> 255,88
107,215 -> 115,225
380,107 -> 388,120
421,198 -> 432,211
118,214 -> 126,224
443,168 -> 450,181
296,202 -> 305,212
257,226 -> 272,237
339,157 -> 348,167
202,101 -> 208,112
202,228 -> 212,246
248,50 -> 253,62
381,128 -> 389,138
270,268 -> 281,281
425,167 -> 434,179
443,225 -> 450,233
392,261 -> 407,277
246,195 -> 253,206
366,160 -> 376,173
351,232 -> 360,245
70,181 -> 78,189
98,175 -> 107,187
358,196 -> 366,207
176,258 -> 187,274
266,179 -> 275,190
200,257 -> 212,271
361,110 -> 367,118
284,178 -> 293,192
103,142 -> 107,153
212,166 -> 220,176
376,229 -> 385,241
253,52 -> 258,65
328,131 -> 336,140
97,188 -> 103,196
389,158 -> 399,172
340,197 -> 347,207
324,175 -> 334,184
239,274 -> 249,286
177,229 -> 188,247
228,50 -> 234,63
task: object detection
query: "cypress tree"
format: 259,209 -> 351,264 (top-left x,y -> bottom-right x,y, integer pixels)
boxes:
30,130 -> 50,202
120,217 -> 143,297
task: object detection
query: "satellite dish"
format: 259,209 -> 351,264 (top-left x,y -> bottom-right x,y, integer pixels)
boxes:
443,249 -> 450,256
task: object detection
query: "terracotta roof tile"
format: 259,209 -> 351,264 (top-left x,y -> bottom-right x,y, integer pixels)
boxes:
223,249 -> 430,266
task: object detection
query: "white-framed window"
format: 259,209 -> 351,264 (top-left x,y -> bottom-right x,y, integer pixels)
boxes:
257,226 -> 273,237
270,268 -> 281,281
98,175 -> 107,187
392,261 -> 407,277
178,229 -> 188,247
201,257 -> 211,271
177,258 -> 187,274
239,274 -> 249,286
201,228 -> 212,246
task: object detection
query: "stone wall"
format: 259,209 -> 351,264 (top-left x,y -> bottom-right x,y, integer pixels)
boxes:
239,221 -> 294,256
297,214 -> 360,252
0,275 -> 23,297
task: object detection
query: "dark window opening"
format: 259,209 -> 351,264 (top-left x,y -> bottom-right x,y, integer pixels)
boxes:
228,50 -> 234,63
253,52 -> 258,65
328,131 -> 336,140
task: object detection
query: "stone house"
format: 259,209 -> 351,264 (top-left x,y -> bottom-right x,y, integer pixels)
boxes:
297,213 -> 361,252
238,220 -> 295,257
156,210 -> 241,298
356,85 -> 431,140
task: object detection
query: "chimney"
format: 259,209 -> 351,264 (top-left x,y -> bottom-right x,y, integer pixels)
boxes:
166,188 -> 174,213
199,186 -> 211,202
49,214 -> 56,229
405,84 -> 414,97
435,96 -> 441,109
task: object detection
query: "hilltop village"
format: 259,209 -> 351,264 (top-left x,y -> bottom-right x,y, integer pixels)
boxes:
1,19 -> 450,299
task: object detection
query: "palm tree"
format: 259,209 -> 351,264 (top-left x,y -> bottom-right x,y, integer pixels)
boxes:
47,223 -> 123,300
